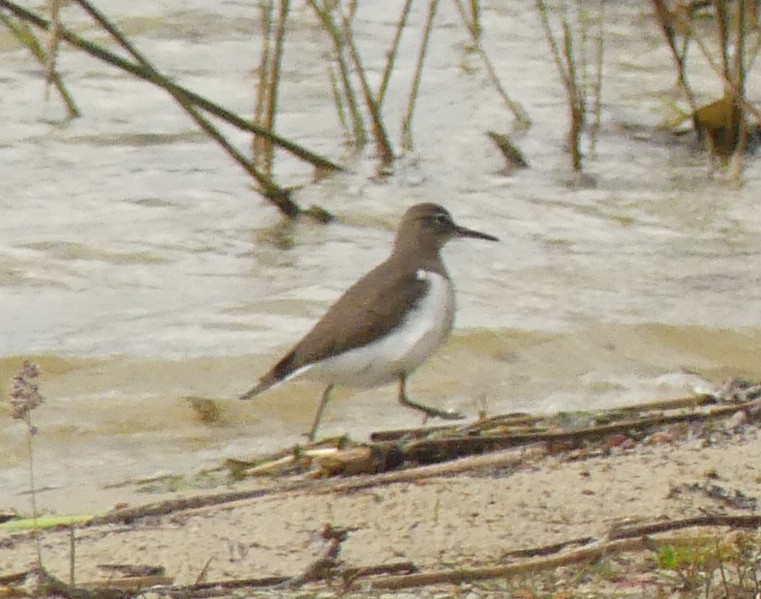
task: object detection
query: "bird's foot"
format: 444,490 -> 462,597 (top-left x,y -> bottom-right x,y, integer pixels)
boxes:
426,406 -> 466,421
400,395 -> 465,421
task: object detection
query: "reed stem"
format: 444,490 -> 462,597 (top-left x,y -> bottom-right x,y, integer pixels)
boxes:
253,0 -> 274,167
376,0 -> 414,108
339,10 -> 395,164
26,421 -> 42,566
259,0 -> 290,175
0,0 -> 342,176
44,0 -> 62,100
306,0 -> 367,147
453,0 -> 531,127
72,0 -> 294,210
402,0 -> 439,151
0,11 -> 79,117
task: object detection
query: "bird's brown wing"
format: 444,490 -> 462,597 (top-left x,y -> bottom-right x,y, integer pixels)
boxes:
241,258 -> 427,399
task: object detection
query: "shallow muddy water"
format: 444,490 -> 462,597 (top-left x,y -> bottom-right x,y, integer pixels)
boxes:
2,0 -> 761,511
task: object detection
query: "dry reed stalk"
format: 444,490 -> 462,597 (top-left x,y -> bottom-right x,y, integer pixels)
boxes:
363,518 -> 761,591
72,0 -> 296,212
267,0 -> 291,173
401,0 -> 439,151
339,9 -> 394,165
253,0 -> 274,167
562,18 -> 584,172
650,0 -> 700,126
0,1 -> 342,177
535,0 -> 588,171
743,6 -> 761,71
687,24 -> 760,120
536,0 -> 571,100
572,0 -> 606,154
588,0 -> 604,154
260,0 -> 290,175
306,0 -> 367,147
453,0 -> 531,128
376,0 -> 414,108
0,11 -> 79,117
714,0 -> 730,83
676,0 -> 758,174
327,64 -> 350,137
573,0 -> 587,94
9,361 -> 44,566
44,0 -> 61,99
469,0 -> 481,38
728,0 -> 748,178
68,524 -> 75,587
346,0 -> 358,22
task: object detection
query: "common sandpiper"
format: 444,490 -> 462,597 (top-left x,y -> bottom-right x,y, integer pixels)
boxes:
241,203 -> 498,440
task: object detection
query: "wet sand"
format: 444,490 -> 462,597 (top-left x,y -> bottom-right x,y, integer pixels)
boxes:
4,322 -> 761,512
1,401 -> 760,597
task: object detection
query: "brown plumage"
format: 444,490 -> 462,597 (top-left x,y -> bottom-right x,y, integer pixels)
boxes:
241,203 -> 498,439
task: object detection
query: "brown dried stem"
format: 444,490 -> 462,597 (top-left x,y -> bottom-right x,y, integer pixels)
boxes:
253,0 -> 274,166
8,361 -> 44,566
44,0 -> 61,99
453,0 -> 531,128
469,0 -> 481,38
650,0 -> 701,131
401,0 -> 439,152
327,64 -> 350,136
376,0 -> 414,108
535,0 -> 586,171
688,21 -> 760,120
0,1 -> 342,184
588,0 -> 605,153
70,0 -> 297,212
729,0 -> 748,177
362,516 -> 761,591
339,10 -> 395,164
0,11 -> 79,117
562,18 -> 584,172
306,0 -> 367,147
253,0 -> 290,176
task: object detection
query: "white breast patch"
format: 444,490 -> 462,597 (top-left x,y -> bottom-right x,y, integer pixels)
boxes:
301,270 -> 456,388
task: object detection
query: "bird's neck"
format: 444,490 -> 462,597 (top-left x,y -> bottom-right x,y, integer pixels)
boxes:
390,238 -> 448,278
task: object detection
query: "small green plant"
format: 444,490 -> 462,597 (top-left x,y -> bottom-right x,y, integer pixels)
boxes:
655,538 -> 745,597
657,544 -> 708,591
9,359 -> 45,565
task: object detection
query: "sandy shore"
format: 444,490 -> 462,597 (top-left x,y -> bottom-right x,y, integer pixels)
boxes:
1,399 -> 761,597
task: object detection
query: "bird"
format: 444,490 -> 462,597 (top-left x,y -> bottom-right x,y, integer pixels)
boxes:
240,203 -> 498,440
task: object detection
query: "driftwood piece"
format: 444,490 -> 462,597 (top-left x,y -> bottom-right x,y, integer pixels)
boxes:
371,394 -> 720,442
88,561 -> 418,598
81,574 -> 174,590
84,445 -> 541,528
80,393 -> 761,527
15,566 -> 135,599
281,524 -> 349,588
222,390 -> 761,482
358,514 -> 761,591
4,516 -> 760,596
372,394 -> 759,464
220,393 -> 736,481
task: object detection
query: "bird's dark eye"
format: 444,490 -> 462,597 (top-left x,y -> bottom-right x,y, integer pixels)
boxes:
432,212 -> 451,225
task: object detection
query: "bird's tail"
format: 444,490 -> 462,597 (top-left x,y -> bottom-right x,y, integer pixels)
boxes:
239,375 -> 278,400
240,350 -> 298,400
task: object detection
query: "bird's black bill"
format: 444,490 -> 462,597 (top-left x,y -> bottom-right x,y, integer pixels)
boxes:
455,225 -> 499,242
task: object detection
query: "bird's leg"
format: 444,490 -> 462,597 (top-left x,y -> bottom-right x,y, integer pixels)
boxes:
306,384 -> 334,441
396,373 -> 464,421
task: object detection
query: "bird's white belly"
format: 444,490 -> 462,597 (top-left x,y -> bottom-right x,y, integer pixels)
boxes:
303,271 -> 455,388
